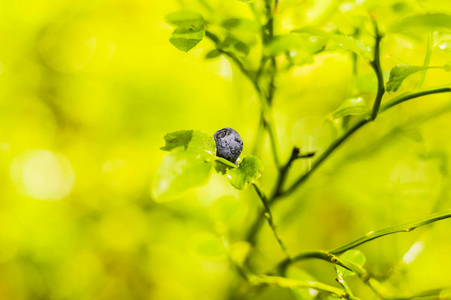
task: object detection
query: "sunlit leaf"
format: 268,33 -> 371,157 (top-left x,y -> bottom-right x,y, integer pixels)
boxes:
292,27 -> 372,60
152,149 -> 213,202
332,97 -> 369,119
166,10 -> 205,28
169,27 -> 205,52
160,130 -> 216,156
386,64 -> 450,92
226,156 -> 263,190
335,249 -> 366,278
389,13 -> 451,33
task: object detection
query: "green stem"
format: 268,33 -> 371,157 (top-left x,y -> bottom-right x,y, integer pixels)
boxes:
380,87 -> 451,112
252,183 -> 289,257
252,115 -> 266,156
277,209 -> 451,272
214,157 -> 238,168
279,86 -> 451,199
277,118 -> 367,200
329,208 -> 451,255
272,148 -> 300,199
261,98 -> 281,168
261,0 -> 281,168
370,21 -> 385,121
275,209 -> 451,298
384,288 -> 451,300
416,30 -> 433,90
249,274 -> 361,300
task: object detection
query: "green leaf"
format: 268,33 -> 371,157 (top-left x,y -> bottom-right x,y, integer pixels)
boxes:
169,27 -> 205,52
221,36 -> 250,57
152,148 -> 213,202
160,130 -> 216,156
385,65 -> 450,92
237,0 -> 254,3
332,97 -> 369,119
226,156 -> 263,190
166,10 -> 205,28
205,49 -> 221,59
335,250 -> 366,278
389,13 -> 451,33
292,27 -> 372,60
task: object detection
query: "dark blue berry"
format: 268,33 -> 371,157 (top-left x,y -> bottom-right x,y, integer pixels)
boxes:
213,128 -> 243,163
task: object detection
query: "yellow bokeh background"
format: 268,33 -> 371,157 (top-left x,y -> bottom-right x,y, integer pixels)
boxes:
0,0 -> 451,299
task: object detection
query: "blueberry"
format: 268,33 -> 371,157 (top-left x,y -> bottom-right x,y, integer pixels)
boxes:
213,128 -> 243,163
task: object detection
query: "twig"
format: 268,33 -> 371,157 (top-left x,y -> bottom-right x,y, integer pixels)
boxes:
279,86 -> 451,199
416,30 -> 433,90
278,118 -> 367,200
380,87 -> 451,112
276,209 -> 451,271
249,274 -> 362,300
370,20 -> 385,121
329,208 -> 451,254
252,183 -> 289,257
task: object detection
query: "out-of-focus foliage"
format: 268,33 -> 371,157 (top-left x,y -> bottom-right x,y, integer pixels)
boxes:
0,0 -> 451,299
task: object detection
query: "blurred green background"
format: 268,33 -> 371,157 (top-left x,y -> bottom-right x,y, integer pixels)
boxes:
1,0 -> 451,299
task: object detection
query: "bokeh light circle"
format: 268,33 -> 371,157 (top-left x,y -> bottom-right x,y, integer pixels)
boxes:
10,150 -> 75,201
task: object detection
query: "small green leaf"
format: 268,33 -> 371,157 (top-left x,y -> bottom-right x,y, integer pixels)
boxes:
332,97 -> 369,119
160,130 -> 216,156
205,49 -> 221,59
169,27 -> 205,52
166,10 -> 205,28
226,156 -> 263,190
385,64 -> 450,92
391,2 -> 412,13
152,149 -> 213,202
389,13 -> 451,33
292,27 -> 372,60
221,36 -> 250,57
335,250 -> 366,278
